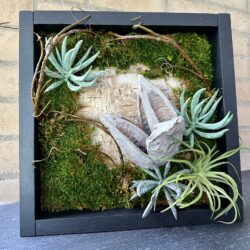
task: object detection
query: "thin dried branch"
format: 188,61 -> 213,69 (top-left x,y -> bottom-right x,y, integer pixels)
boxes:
157,58 -> 209,85
133,24 -> 159,36
32,147 -> 60,165
57,15 -> 90,37
108,25 -> 207,85
133,24 -> 204,78
40,79 -> 52,93
0,22 -> 54,113
172,64 -> 208,84
32,16 -> 93,115
31,33 -> 44,102
33,100 -> 51,118
77,148 -> 116,167
48,111 -> 125,166
32,145 -> 116,168
0,22 -> 39,36
70,6 -> 89,22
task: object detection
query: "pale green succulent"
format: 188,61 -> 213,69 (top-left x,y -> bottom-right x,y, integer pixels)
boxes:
44,36 -> 103,93
130,164 -> 187,219
176,88 -> 233,147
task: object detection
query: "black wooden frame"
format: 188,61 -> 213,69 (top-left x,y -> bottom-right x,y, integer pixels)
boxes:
19,11 -> 243,236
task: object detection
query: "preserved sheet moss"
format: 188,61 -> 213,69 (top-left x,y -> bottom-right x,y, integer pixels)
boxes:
39,31 -> 213,212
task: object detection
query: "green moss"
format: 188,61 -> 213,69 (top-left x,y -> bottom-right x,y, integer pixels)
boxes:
39,30 -> 214,212
45,31 -> 213,93
40,151 -> 146,212
39,85 -> 147,212
39,114 -> 147,212
40,84 -> 78,113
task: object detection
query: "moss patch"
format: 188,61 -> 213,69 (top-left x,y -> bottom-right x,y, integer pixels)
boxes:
44,31 -> 213,92
39,86 -> 147,212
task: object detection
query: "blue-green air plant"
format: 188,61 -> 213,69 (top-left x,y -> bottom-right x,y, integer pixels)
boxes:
130,163 -> 187,219
44,36 -> 103,93
176,88 -> 233,147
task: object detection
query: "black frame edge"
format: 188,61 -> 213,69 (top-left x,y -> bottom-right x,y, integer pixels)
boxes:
19,11 -> 36,236
36,207 -> 213,236
33,10 -> 218,26
217,13 -> 243,221
18,11 -> 243,236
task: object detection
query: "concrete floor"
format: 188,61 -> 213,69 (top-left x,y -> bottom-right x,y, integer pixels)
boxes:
1,171 -> 250,250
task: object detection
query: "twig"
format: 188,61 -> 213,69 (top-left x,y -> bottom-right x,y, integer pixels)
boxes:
59,15 -> 91,37
40,79 -> 52,93
173,64 -> 208,84
77,148 -> 116,167
32,16 -> 92,115
32,147 -> 60,165
108,25 -> 207,84
31,33 -> 44,105
48,111 -> 125,166
33,100 -> 51,118
157,58 -> 208,84
70,6 -> 88,22
33,145 -> 116,169
0,22 -> 37,34
133,24 -> 203,77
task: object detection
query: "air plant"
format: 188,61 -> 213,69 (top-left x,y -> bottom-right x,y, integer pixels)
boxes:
156,141 -> 242,224
44,36 -> 103,93
176,88 -> 233,147
130,163 -> 188,219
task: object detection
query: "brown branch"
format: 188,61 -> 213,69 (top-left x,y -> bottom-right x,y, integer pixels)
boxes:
108,25 -> 207,85
32,144 -> 116,168
0,22 -> 53,113
33,100 -> 51,118
133,24 -> 204,78
172,64 -> 208,84
32,147 -> 60,165
133,24 -> 159,36
0,23 -> 38,35
48,111 -> 125,166
77,148 -> 116,167
31,33 -> 44,104
32,146 -> 116,169
32,16 -> 93,115
70,7 -> 89,22
157,58 -> 208,84
0,22 -> 10,26
58,15 -> 90,37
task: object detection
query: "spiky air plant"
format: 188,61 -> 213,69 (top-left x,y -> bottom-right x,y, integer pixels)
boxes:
156,141 -> 242,224
176,88 -> 233,147
44,36 -> 103,93
130,163 -> 188,219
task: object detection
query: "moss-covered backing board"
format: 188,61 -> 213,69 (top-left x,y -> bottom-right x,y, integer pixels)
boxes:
39,31 -> 213,213
19,11 -> 242,236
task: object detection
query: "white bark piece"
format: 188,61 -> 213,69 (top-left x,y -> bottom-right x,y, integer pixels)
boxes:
78,68 -> 183,164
